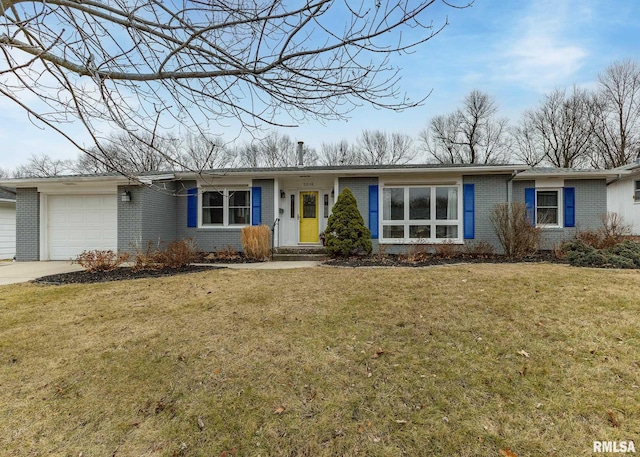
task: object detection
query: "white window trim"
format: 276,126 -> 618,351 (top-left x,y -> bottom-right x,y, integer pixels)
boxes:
198,187 -> 252,229
634,179 -> 640,203
535,188 -> 563,228
379,184 -> 463,244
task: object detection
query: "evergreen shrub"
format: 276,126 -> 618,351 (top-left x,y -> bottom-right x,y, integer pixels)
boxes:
324,188 -> 372,257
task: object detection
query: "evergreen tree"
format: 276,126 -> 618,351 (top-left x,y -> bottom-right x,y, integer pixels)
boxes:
325,188 -> 372,257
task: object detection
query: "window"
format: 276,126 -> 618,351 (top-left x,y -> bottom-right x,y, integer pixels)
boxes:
201,189 -> 250,226
381,186 -> 460,242
635,180 -> 640,202
536,190 -> 560,225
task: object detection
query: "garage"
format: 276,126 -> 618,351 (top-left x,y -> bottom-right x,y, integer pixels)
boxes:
47,194 -> 118,260
0,200 -> 16,260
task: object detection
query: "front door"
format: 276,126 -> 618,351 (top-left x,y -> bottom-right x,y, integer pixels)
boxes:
299,191 -> 319,243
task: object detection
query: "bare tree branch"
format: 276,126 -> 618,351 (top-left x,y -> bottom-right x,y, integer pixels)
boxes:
0,0 -> 463,177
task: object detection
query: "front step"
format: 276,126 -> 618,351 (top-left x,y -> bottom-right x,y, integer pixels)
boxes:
272,253 -> 327,262
272,246 -> 327,261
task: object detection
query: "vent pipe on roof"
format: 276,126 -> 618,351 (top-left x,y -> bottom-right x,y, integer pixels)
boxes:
297,141 -> 304,167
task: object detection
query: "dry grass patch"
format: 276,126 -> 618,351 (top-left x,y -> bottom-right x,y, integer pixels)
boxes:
0,265 -> 638,456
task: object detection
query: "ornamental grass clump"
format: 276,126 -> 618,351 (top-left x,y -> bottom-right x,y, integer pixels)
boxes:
241,225 -> 271,260
324,188 -> 372,257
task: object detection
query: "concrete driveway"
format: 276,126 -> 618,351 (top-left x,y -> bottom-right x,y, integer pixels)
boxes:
0,261 -> 84,285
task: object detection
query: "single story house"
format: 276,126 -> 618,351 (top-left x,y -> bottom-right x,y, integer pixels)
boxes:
0,186 -> 16,260
606,161 -> 640,235
0,163 -> 621,261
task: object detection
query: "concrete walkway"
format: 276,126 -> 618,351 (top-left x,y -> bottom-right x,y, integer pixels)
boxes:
199,261 -> 321,270
0,260 -> 322,285
0,261 -> 84,285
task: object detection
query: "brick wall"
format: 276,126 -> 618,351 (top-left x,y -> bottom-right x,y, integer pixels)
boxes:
117,186 -> 144,253
463,174 -> 511,251
15,188 -> 39,261
141,182 -> 177,247
176,179 -> 274,253
513,179 -> 607,249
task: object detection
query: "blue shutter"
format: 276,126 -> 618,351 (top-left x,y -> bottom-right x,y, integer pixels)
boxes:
525,188 -> 535,226
564,187 -> 575,227
463,184 -> 475,239
368,185 -> 379,239
251,186 -> 262,225
187,188 -> 197,227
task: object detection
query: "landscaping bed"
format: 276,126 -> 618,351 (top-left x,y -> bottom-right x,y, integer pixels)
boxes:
34,265 -> 223,285
324,251 -> 561,267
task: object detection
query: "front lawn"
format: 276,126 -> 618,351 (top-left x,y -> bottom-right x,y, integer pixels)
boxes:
0,264 -> 638,456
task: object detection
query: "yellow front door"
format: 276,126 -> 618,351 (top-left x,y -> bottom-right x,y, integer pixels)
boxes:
299,191 -> 319,243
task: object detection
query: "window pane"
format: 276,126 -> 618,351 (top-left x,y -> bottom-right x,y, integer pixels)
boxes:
436,225 -> 458,238
324,194 -> 329,218
203,191 -> 223,207
436,187 -> 458,220
409,187 -> 430,220
229,207 -> 250,225
203,208 -> 223,224
537,208 -> 558,225
302,193 -> 316,218
409,225 -> 430,239
537,191 -> 558,207
290,194 -> 295,218
383,225 -> 405,238
229,190 -> 249,207
383,188 -> 404,220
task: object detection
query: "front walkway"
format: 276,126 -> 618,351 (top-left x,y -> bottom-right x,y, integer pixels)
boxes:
0,260 -> 322,285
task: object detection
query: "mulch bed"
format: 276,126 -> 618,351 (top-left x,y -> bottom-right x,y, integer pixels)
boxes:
34,265 -> 225,285
324,252 -> 563,268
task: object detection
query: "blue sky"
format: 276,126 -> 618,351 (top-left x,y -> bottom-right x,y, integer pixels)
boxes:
1,0 -> 640,171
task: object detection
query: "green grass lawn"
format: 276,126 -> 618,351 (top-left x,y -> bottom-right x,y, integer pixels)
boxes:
0,264 -> 638,456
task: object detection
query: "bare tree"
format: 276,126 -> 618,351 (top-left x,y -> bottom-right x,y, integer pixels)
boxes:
589,60 -> 640,168
0,1 -> 465,177
0,167 -> 8,179
318,140 -> 360,166
356,130 -> 417,165
237,132 -> 318,168
73,132 -> 176,174
13,153 -> 73,177
420,90 -> 510,164
177,133 -> 237,172
514,87 -> 593,168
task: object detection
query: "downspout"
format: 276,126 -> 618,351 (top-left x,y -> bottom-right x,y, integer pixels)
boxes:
506,169 -> 525,203
606,174 -> 622,187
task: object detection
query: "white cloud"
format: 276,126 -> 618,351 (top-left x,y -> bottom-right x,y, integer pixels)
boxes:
498,0 -> 591,92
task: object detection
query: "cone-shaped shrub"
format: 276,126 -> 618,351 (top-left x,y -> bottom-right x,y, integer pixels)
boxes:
324,188 -> 372,257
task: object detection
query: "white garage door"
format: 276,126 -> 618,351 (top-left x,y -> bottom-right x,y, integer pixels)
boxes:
0,204 -> 16,260
48,194 -> 117,260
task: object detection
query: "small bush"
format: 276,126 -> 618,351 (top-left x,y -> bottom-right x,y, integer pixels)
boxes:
133,239 -> 199,270
241,225 -> 271,261
211,245 -> 241,261
324,188 -> 372,257
434,240 -> 459,259
402,244 -> 430,263
574,212 -> 631,249
562,239 -> 640,269
74,250 -> 129,272
153,239 -> 200,269
463,241 -> 495,257
490,202 -> 541,259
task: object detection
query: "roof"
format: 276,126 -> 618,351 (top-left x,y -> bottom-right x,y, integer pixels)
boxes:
0,186 -> 16,201
0,163 -> 624,187
515,167 -> 622,180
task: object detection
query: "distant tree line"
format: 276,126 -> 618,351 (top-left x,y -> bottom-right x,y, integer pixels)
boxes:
8,59 -> 640,178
